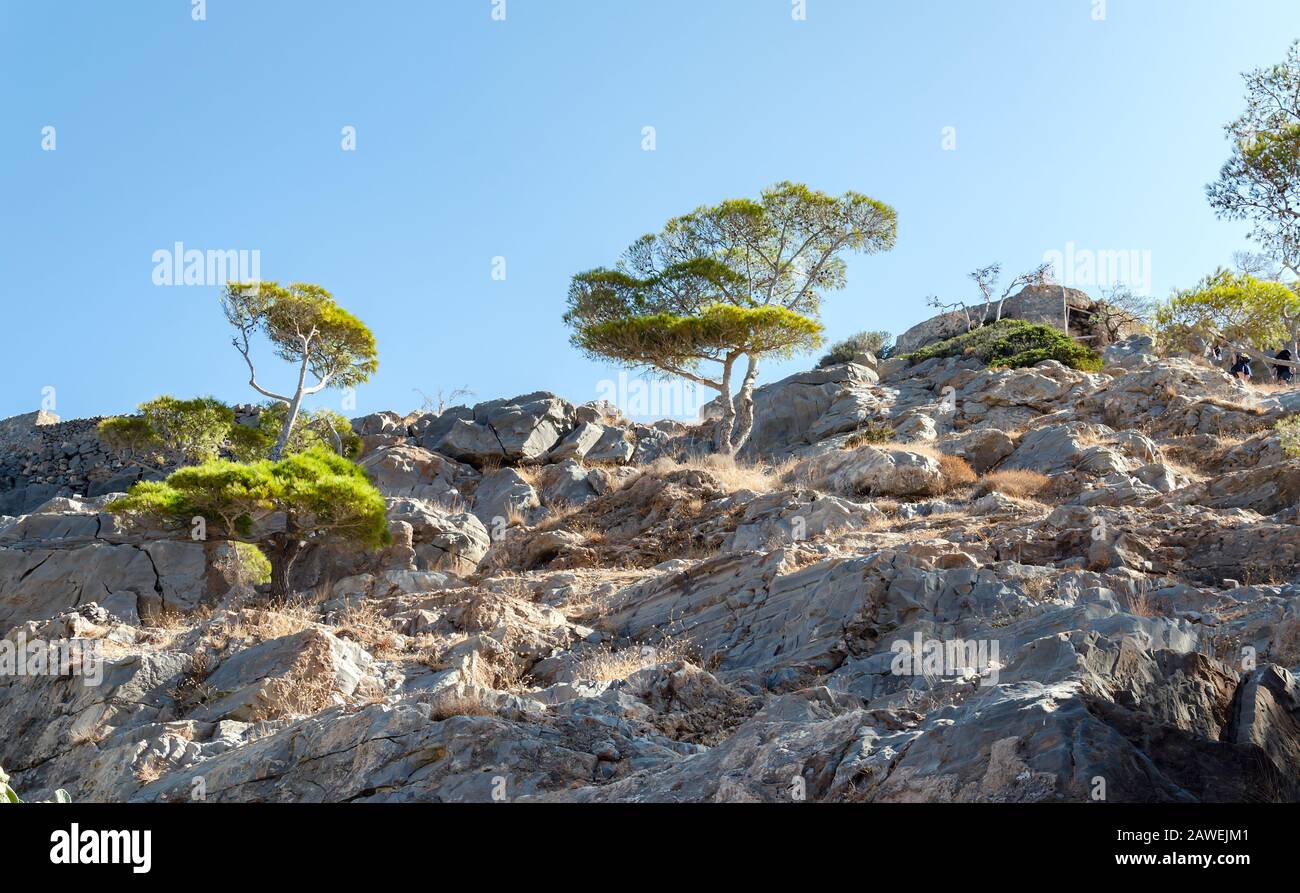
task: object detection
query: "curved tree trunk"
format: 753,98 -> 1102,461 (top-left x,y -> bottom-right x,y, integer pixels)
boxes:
269,354 -> 311,461
268,534 -> 304,603
730,355 -> 762,455
715,352 -> 740,456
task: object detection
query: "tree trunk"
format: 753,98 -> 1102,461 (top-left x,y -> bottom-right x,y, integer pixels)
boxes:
268,534 -> 304,603
269,355 -> 311,461
715,353 -> 739,457
730,355 -> 762,455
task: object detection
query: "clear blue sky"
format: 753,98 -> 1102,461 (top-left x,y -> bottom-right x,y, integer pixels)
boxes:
2,0 -> 1298,422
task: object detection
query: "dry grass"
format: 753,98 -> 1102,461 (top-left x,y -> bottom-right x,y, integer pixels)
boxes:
256,643 -> 340,719
1249,381 -> 1296,395
1120,590 -> 1170,618
219,604 -> 318,643
334,598 -> 407,658
573,640 -> 691,682
427,687 -> 500,721
844,424 -> 894,450
513,464 -> 545,489
1193,395 -> 1266,416
936,454 -> 977,492
533,500 -> 584,532
975,469 -> 1050,498
134,760 -> 163,785
567,519 -> 607,546
645,453 -> 793,494
169,649 -> 216,713
484,576 -> 541,601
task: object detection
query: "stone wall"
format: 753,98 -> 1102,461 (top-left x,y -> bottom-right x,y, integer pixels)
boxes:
0,413 -> 152,515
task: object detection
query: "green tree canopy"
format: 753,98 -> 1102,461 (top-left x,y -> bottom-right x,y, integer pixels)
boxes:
108,447 -> 389,601
1155,269 -> 1300,363
99,396 -> 360,468
1207,41 -> 1300,277
818,330 -> 893,367
221,282 -> 378,460
566,181 -> 896,454
98,396 -> 236,466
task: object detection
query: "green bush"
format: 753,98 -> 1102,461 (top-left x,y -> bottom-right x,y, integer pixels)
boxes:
108,447 -> 389,601
818,330 -> 892,367
844,424 -> 894,449
1277,415 -> 1300,458
903,319 -> 1103,372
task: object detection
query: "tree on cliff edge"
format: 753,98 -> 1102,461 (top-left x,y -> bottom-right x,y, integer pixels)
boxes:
565,181 -> 896,455
108,447 -> 389,602
222,282 -> 378,460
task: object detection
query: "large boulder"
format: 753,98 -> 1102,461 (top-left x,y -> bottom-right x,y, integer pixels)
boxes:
791,446 -> 946,498
359,444 -> 477,505
709,364 -> 880,458
894,285 -> 1095,355
385,498 -> 491,574
472,467 -> 541,527
423,393 -> 576,466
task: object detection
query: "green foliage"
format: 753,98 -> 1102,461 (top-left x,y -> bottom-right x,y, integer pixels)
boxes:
99,397 -> 360,467
109,447 -> 389,550
1277,415 -> 1300,458
818,330 -> 892,367
222,282 -> 379,390
566,182 -> 895,373
0,765 -> 70,803
255,404 -> 362,460
565,182 -> 895,456
229,542 -> 272,586
1207,41 -> 1300,274
98,396 -> 235,465
574,304 -> 823,373
1155,269 -> 1300,352
904,319 -> 1103,372
844,424 -> 894,449
222,281 -> 378,459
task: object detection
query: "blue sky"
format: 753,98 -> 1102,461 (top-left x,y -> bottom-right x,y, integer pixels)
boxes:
2,0 -> 1298,422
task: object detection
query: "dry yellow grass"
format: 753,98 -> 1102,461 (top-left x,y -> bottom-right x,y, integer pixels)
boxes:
1194,395 -> 1266,416
573,641 -> 690,682
936,454 -> 977,491
220,604 -> 318,643
844,424 -> 894,450
428,688 -> 499,721
567,519 -> 607,546
334,598 -> 407,658
975,469 -> 1050,498
645,453 -> 793,494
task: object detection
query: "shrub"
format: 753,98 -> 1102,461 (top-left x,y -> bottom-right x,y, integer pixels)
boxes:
98,396 -> 236,466
903,319 -> 1103,372
818,330 -> 892,367
108,447 -> 389,601
974,469 -> 1050,498
844,424 -> 895,449
1277,415 -> 1300,458
936,454 -> 977,491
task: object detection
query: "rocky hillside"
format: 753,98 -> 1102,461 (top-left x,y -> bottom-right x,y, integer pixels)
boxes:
3,334 -> 1300,802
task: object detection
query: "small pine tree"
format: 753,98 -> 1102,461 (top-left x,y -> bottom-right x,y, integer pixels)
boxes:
108,447 -> 389,601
